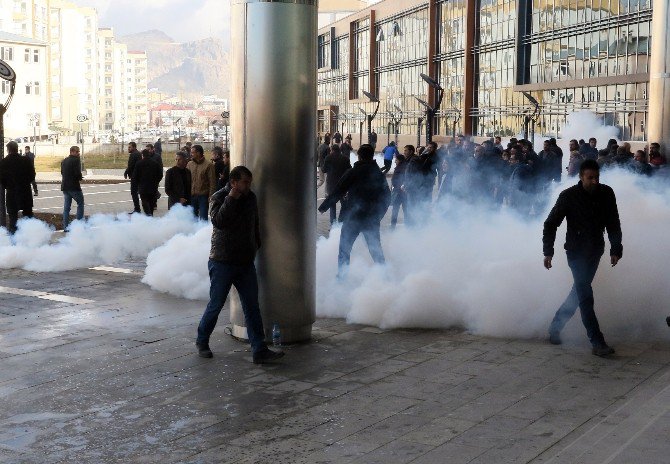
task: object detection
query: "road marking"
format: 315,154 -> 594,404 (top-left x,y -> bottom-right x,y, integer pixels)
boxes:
34,189 -> 132,201
0,286 -> 94,304
89,266 -> 135,274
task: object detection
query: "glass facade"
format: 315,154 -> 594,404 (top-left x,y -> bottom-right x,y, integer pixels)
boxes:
316,0 -> 653,142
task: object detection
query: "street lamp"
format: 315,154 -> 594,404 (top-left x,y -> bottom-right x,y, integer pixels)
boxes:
358,106 -> 366,147
0,58 -> 17,228
521,91 -> 540,144
362,90 -> 380,145
76,114 -> 88,170
221,111 -> 229,149
417,73 -> 445,145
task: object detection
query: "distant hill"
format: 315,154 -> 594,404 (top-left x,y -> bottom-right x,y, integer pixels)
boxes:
118,30 -> 230,100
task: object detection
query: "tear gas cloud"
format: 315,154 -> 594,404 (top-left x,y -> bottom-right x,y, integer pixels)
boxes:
0,206 -> 203,272
2,112 -> 669,344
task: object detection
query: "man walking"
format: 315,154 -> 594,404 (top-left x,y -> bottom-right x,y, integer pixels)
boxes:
322,143 -> 352,224
380,141 -> 399,174
187,144 -> 217,220
196,166 -> 284,364
0,141 -> 35,233
24,145 -> 38,196
164,151 -> 192,209
61,146 -> 85,229
543,159 -> 622,357
132,149 -> 162,216
124,142 -> 142,214
318,144 -> 390,277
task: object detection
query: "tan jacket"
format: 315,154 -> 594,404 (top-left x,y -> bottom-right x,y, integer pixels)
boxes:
187,157 -> 217,196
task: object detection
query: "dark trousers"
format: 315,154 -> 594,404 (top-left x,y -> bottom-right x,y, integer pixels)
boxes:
381,159 -> 392,174
549,251 -> 606,346
192,194 -> 209,220
197,260 -> 267,354
390,189 -> 408,227
7,207 -> 33,234
63,190 -> 85,229
130,180 -> 141,212
338,219 -> 385,276
328,199 -> 342,224
140,193 -> 154,216
31,181 -> 38,195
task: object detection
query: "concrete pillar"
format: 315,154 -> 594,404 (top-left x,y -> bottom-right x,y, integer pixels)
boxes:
648,0 -> 670,149
229,0 -> 317,343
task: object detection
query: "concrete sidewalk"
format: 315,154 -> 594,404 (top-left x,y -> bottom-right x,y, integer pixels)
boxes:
36,169 -> 130,183
0,261 -> 668,464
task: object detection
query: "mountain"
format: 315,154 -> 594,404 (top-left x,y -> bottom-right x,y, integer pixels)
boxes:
118,30 -> 230,100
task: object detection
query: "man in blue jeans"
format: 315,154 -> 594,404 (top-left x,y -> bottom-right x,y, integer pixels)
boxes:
543,159 -> 622,357
196,166 -> 284,364
61,146 -> 85,230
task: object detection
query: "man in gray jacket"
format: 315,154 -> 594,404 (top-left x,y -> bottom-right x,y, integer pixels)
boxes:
195,166 -> 284,364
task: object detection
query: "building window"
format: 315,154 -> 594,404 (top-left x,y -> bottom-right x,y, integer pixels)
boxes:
25,83 -> 31,95
33,49 -> 39,63
318,32 -> 330,69
1,81 -> 9,94
34,82 -> 40,95
0,46 -> 13,61
24,48 -> 30,62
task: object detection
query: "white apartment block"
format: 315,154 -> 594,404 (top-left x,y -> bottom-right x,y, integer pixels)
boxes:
47,0 -> 98,134
112,41 -> 128,133
97,27 -> 114,131
126,51 -> 148,131
0,31 -> 49,140
0,0 -> 50,42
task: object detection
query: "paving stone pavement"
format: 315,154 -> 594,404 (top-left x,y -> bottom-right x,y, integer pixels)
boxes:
0,262 -> 669,464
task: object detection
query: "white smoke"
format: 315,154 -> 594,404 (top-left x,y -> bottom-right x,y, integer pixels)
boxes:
0,206 -> 203,272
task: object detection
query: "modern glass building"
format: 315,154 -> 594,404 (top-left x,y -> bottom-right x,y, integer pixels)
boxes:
317,0 -> 653,144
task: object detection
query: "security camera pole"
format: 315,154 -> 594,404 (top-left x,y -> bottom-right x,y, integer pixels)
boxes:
0,59 -> 17,228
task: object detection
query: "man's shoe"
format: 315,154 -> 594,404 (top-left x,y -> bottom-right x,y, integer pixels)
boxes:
128,210 -> 141,215
549,332 -> 562,345
196,342 -> 213,358
592,344 -> 615,357
33,191 -> 38,196
252,348 -> 284,364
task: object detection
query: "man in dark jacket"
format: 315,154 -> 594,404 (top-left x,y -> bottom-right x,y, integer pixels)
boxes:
317,135 -> 330,187
543,159 -> 622,357
318,144 -> 390,277
61,146 -> 85,229
390,151 -> 410,228
124,142 -> 142,213
195,166 -> 284,364
0,141 -> 35,233
132,149 -> 161,216
164,151 -> 192,209
211,146 -> 229,191
322,144 -> 352,224
24,146 -> 38,196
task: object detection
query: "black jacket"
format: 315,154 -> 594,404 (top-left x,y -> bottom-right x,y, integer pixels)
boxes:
391,155 -> 408,190
0,153 -> 35,210
61,155 -> 83,191
323,152 -> 352,194
209,185 -> 261,265
318,159 -> 390,223
164,166 -> 192,208
125,149 -> 142,178
543,181 -> 623,258
132,158 -> 161,196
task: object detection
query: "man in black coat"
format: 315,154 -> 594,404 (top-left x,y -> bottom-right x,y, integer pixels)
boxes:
543,159 -> 622,357
124,142 -> 142,213
164,151 -> 192,209
322,144 -> 352,224
61,146 -> 85,229
132,149 -> 161,216
318,144 -> 390,277
390,150 -> 410,228
0,141 -> 35,233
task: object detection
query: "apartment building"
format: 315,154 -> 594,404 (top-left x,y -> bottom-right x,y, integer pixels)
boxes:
126,51 -> 148,131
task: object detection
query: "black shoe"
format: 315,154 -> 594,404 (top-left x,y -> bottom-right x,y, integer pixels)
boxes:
549,332 -> 562,345
592,344 -> 615,357
33,191 -> 38,196
196,342 -> 213,358
128,210 -> 141,214
666,316 -> 670,327
252,348 -> 284,364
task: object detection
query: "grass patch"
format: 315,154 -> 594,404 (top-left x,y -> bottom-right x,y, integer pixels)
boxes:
34,149 -> 181,172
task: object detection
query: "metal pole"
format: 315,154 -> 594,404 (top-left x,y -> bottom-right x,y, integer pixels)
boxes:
367,115 -> 372,145
426,110 -> 433,145
359,120 -> 363,147
80,122 -> 85,171
417,117 -> 424,148
648,0 -> 670,149
230,0 -> 316,343
0,109 -> 5,228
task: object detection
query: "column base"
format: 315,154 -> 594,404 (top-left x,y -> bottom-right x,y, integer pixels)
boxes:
230,324 -> 313,344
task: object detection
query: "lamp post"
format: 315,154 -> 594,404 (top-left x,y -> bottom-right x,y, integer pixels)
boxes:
29,113 -> 40,153
358,106 -> 366,147
521,91 -> 540,144
221,111 -> 229,149
391,104 -> 403,146
416,116 -> 424,148
0,59 -> 17,228
416,73 -> 445,145
76,114 -> 88,171
362,90 -> 380,145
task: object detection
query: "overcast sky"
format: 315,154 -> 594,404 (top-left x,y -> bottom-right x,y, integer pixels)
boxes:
76,0 -> 231,43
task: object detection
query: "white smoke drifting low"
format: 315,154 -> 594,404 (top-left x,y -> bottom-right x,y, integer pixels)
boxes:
0,206 -> 203,272
140,167 -> 670,343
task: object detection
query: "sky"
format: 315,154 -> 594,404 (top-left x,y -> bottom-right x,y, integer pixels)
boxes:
76,0 -> 231,43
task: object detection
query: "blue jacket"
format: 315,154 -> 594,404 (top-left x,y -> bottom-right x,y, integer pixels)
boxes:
382,145 -> 399,161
